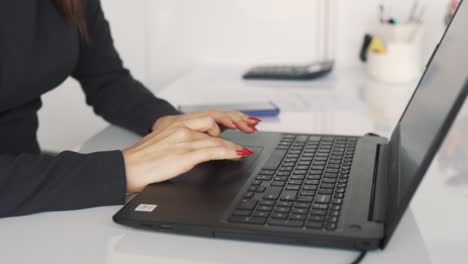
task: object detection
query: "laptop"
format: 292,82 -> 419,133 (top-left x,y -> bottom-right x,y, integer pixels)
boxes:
114,1 -> 468,251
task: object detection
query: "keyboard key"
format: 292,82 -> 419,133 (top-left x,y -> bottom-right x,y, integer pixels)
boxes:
312,204 -> 329,210
307,175 -> 321,180
274,207 -> 291,213
253,211 -> 269,218
263,187 -> 282,200
291,175 -> 305,180
289,180 -> 303,185
251,180 -> 261,186
297,196 -> 314,202
308,170 -> 323,175
295,202 -> 312,209
336,188 -> 346,193
269,219 -> 304,227
286,185 -> 300,191
329,211 -> 340,217
308,136 -> 322,141
290,214 -> 307,221
310,209 -> 327,216
322,178 -> 336,183
300,191 -> 316,196
277,201 -> 293,207
256,175 -> 272,181
325,223 -> 337,230
274,176 -> 288,181
335,193 -> 344,199
248,186 -> 258,192
271,213 -> 288,219
271,181 -> 285,187
279,167 -> 294,172
244,192 -> 255,198
293,170 -> 308,175
320,183 -> 335,189
332,199 -> 343,205
323,173 -> 338,178
318,189 -> 333,195
237,199 -> 257,210
331,205 -> 341,211
295,136 -> 308,142
327,216 -> 339,223
259,200 -> 275,206
256,186 -> 267,193
309,215 -> 325,222
280,191 -> 297,201
315,194 -> 331,204
303,185 -> 318,191
262,150 -> 287,170
259,170 -> 275,175
305,180 -> 320,185
257,205 -> 273,211
277,172 -> 291,176
291,208 -> 308,214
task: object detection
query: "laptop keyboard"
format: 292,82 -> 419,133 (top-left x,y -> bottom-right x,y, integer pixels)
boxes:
228,134 -> 357,231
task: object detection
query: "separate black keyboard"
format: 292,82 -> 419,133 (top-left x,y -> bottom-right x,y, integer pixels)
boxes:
228,134 -> 358,231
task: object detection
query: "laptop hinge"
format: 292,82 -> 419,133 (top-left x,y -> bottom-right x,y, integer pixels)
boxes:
368,143 -> 389,223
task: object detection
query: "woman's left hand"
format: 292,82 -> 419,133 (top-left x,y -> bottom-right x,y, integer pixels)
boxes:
152,110 -> 261,136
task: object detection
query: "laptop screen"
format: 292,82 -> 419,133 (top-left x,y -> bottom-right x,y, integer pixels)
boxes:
385,0 -> 468,243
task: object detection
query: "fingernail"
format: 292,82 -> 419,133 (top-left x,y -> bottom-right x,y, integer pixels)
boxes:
249,116 -> 262,122
236,149 -> 251,157
248,124 -> 257,131
243,147 -> 254,154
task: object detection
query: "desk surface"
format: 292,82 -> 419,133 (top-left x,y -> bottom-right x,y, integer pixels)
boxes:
3,65 -> 467,263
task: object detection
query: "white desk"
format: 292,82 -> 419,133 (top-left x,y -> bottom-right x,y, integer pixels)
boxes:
3,65 -> 468,263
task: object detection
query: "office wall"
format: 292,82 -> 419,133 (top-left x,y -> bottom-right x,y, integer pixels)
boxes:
38,0 -> 449,151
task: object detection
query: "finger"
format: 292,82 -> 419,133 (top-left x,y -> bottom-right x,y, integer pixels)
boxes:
182,137 -> 242,151
228,112 -> 257,133
202,110 -> 238,130
179,116 -> 222,137
185,146 -> 254,167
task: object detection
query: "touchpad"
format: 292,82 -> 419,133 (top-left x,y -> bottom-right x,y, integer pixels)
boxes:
166,146 -> 263,191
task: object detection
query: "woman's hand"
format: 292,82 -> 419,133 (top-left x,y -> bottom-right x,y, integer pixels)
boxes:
152,110 -> 261,136
122,116 -> 254,193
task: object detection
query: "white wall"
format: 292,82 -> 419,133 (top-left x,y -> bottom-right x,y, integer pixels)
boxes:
38,0 -> 450,151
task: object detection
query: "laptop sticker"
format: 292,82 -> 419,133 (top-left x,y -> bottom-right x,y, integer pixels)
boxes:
135,204 -> 158,212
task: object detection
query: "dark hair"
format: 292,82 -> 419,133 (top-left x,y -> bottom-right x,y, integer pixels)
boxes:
53,0 -> 88,40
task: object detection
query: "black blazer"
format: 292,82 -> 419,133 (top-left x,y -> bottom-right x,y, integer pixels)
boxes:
0,0 -> 179,217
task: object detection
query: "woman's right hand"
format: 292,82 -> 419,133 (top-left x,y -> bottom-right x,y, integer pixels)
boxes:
122,116 -> 253,193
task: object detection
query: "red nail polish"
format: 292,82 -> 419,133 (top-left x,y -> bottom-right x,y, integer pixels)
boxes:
236,150 -> 250,157
248,124 -> 257,131
243,147 -> 254,154
249,116 -> 262,122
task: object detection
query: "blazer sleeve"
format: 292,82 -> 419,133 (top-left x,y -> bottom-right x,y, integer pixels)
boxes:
0,151 -> 127,218
72,0 -> 179,136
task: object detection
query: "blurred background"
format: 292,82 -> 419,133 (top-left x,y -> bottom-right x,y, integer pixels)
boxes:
38,0 -> 450,151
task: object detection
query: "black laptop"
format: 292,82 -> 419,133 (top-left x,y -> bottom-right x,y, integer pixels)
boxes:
114,1 -> 468,251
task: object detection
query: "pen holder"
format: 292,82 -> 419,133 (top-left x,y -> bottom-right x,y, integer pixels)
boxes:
367,23 -> 423,83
